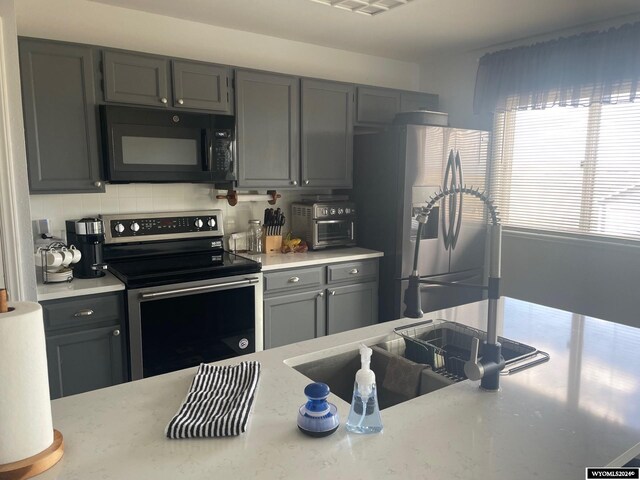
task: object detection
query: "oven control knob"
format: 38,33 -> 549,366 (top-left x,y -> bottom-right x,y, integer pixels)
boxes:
330,208 -> 336,215
194,218 -> 204,228
207,218 -> 216,228
130,222 -> 140,232
114,223 -> 125,233
345,208 -> 351,214
338,208 -> 344,215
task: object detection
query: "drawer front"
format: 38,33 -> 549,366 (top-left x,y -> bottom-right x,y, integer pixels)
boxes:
264,267 -> 323,293
327,260 -> 378,284
42,292 -> 124,332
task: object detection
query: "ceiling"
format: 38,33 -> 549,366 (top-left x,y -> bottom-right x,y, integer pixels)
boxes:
89,0 -> 640,62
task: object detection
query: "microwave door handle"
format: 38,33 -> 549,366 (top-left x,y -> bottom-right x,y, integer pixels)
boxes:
203,129 -> 213,172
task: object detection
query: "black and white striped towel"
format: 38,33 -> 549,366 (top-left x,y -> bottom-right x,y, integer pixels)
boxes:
166,361 -> 260,438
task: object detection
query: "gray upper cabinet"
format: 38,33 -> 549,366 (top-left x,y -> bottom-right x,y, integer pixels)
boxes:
19,39 -> 104,193
356,86 -> 401,125
301,79 -> 354,188
171,60 -> 232,113
102,50 -> 170,107
400,91 -> 439,112
236,70 -> 299,188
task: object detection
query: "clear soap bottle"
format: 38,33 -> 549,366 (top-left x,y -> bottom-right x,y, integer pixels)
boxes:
345,344 -> 383,434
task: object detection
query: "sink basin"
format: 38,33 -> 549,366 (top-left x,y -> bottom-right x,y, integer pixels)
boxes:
291,320 -> 543,410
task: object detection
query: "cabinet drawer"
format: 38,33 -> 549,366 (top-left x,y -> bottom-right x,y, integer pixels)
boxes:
327,260 -> 378,284
264,267 -> 323,293
42,292 -> 124,332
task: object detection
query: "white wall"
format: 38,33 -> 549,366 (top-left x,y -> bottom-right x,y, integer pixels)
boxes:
0,0 -> 37,300
15,0 -> 420,89
418,22 -> 640,327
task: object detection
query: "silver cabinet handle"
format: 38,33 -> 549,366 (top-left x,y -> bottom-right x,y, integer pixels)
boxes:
94,181 -> 102,188
112,329 -> 120,336
177,99 -> 184,105
291,180 -> 298,186
74,309 -> 94,317
329,290 -> 336,296
160,97 -> 168,104
288,276 -> 300,283
349,268 -> 359,275
303,180 -> 310,185
318,291 -> 324,297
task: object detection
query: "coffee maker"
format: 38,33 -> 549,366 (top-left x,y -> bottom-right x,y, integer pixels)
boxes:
65,218 -> 107,278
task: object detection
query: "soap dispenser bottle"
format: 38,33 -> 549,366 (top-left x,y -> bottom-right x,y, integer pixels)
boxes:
346,344 -> 383,434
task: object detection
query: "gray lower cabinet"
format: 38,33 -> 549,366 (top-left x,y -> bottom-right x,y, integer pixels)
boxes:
41,292 -> 126,399
264,290 -> 325,349
19,39 -> 104,193
235,70 -> 299,188
326,282 -> 378,335
301,79 -> 354,188
263,259 -> 379,348
102,50 -> 170,107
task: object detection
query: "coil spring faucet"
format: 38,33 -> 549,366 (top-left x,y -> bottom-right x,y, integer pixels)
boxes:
403,185 -> 505,391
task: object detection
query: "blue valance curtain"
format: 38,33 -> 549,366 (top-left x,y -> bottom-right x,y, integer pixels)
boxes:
473,22 -> 640,114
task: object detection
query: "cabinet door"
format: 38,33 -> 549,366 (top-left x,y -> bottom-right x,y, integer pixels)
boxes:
400,91 -> 439,112
301,80 -> 354,188
236,70 -> 299,188
46,325 -> 125,399
19,40 -> 103,193
172,60 -> 232,113
356,86 -> 400,124
264,290 -> 325,349
327,282 -> 378,335
103,51 -> 170,107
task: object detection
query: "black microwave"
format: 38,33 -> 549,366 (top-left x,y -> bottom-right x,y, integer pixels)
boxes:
100,105 -> 235,183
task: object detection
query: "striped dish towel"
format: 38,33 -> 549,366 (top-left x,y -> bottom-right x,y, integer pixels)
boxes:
166,361 -> 261,438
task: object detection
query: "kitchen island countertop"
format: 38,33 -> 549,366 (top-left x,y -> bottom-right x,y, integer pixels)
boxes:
39,298 -> 640,479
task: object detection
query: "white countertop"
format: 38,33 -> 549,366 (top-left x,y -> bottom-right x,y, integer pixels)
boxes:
36,271 -> 124,302
39,298 -> 640,479
247,247 -> 383,271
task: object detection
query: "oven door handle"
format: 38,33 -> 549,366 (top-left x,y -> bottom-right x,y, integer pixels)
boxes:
139,277 -> 260,299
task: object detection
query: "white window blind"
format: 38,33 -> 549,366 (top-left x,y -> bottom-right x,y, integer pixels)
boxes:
491,102 -> 640,241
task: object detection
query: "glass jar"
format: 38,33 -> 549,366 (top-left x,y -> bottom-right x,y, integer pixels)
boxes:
247,219 -> 263,254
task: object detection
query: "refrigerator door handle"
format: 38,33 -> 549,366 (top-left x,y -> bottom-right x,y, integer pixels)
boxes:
441,149 -> 456,249
450,150 -> 464,249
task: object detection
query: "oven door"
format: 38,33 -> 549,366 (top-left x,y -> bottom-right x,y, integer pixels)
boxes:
313,219 -> 356,248
127,273 -> 263,380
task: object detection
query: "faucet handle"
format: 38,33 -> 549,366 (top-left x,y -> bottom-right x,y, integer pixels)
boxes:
464,337 -> 484,381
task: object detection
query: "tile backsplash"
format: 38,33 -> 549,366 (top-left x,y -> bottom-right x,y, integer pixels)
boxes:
29,183 -> 315,245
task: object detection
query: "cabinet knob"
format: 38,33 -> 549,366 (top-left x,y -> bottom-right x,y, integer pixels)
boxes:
291,180 -> 298,186
329,290 -> 336,296
113,329 -> 121,337
303,180 -> 310,185
160,97 -> 168,104
349,268 -> 359,275
177,99 -> 184,105
73,309 -> 94,317
288,276 -> 300,283
94,181 -> 102,188
318,291 -> 324,297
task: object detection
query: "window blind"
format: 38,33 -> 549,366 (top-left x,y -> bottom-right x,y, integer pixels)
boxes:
490,102 -> 640,241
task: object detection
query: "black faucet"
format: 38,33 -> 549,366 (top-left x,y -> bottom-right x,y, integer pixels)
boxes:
403,186 -> 506,391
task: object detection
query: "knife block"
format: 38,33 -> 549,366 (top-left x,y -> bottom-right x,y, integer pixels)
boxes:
263,235 -> 282,255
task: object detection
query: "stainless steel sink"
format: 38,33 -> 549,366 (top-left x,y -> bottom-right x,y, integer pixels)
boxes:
291,320 -> 548,410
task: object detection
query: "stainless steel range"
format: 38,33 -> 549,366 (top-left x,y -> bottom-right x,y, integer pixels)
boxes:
102,210 -> 263,380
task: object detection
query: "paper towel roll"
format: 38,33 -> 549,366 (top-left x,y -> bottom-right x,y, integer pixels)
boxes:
0,302 -> 54,464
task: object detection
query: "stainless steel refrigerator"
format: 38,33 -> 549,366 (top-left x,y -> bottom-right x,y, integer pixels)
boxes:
352,123 -> 490,322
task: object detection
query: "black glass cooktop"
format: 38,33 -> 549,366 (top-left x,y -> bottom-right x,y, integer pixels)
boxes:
108,251 -> 261,288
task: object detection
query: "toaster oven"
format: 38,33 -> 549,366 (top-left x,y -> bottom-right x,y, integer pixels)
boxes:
291,202 -> 356,250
